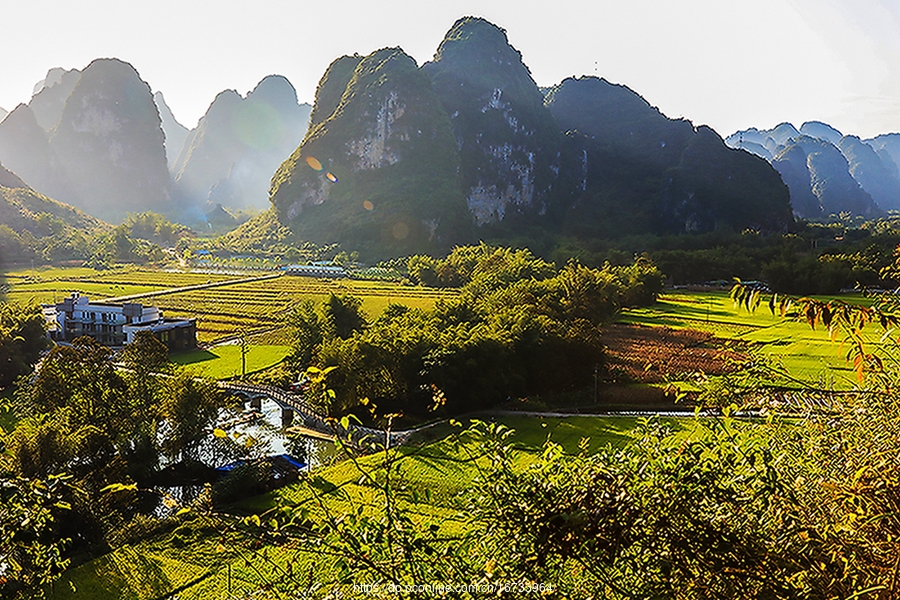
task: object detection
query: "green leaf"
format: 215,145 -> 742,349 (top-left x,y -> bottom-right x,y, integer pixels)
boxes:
100,482 -> 138,494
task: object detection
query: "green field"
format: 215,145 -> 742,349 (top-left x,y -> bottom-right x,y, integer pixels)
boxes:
621,290 -> 889,390
170,345 -> 293,379
4,266 -> 879,387
152,275 -> 455,342
1,265 -> 459,381
48,414 -> 691,599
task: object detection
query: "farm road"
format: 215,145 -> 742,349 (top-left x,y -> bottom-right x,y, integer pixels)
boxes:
103,272 -> 284,303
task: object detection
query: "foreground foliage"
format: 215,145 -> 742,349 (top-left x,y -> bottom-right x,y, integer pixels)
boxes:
0,333 -> 238,597
216,388 -> 900,598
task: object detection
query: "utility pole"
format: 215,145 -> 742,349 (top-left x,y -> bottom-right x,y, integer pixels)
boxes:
240,330 -> 248,379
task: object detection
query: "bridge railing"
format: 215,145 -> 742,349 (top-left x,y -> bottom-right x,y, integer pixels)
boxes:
219,381 -> 411,448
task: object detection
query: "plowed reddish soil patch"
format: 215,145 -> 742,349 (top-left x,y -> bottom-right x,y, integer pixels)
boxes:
602,324 -> 747,383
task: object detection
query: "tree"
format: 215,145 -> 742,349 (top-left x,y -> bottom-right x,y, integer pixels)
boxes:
323,293 -> 366,340
119,330 -> 169,375
0,302 -> 48,389
0,474 -> 73,598
159,371 -> 224,463
286,299 -> 324,370
18,337 -> 127,427
406,254 -> 440,286
118,331 -> 170,480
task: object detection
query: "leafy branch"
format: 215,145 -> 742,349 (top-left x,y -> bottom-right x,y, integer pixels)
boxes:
731,280 -> 900,383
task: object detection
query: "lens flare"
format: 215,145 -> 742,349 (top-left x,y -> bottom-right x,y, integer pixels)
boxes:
325,172 -> 338,183
392,222 -> 409,240
363,200 -> 374,211
305,156 -> 323,171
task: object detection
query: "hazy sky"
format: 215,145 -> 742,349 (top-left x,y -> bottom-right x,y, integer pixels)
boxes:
2,0 -> 900,138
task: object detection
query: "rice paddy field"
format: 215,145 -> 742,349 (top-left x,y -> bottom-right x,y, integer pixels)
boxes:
3,265 -> 457,344
4,266 -> 888,389
150,275 -> 456,342
5,264 -> 888,389
2,265 -> 460,379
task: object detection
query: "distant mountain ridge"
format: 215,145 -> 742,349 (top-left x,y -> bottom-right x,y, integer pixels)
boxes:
172,75 -> 312,215
867,134 -> 900,179
29,67 -> 81,131
0,18 -> 829,255
544,77 -> 790,236
727,122 -> 900,216
265,16 -> 792,257
0,59 -> 171,223
51,58 -> 172,222
270,47 -> 467,255
0,64 -> 311,225
0,103 -> 65,200
0,161 -> 105,233
423,17 -> 561,226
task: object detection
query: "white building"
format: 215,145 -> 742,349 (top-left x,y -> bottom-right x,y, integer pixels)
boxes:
44,293 -> 196,350
284,264 -> 347,278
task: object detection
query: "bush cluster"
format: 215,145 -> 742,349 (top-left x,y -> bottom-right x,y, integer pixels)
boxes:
288,244 -> 663,419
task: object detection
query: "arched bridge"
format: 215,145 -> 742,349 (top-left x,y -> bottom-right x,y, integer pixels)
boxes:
219,382 -> 413,448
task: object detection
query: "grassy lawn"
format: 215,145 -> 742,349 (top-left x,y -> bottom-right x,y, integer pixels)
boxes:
47,546 -> 212,600
170,345 -> 292,379
621,290 -> 889,390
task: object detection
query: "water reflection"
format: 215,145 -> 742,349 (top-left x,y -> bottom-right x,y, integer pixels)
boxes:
152,395 -> 340,515
223,396 -> 340,467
